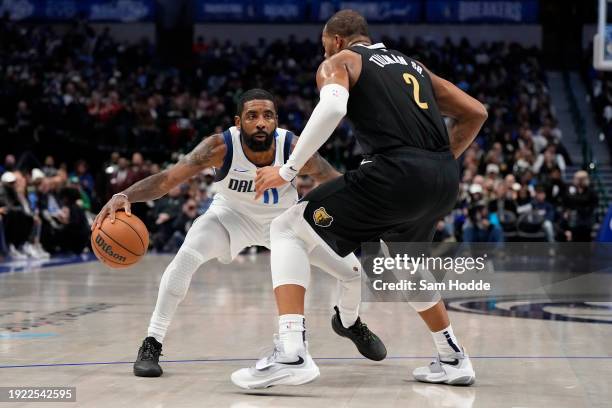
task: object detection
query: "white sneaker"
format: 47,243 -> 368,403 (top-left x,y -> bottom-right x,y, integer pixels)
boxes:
231,336 -> 320,389
8,244 -> 28,260
22,242 -> 40,258
33,243 -> 50,259
413,348 -> 475,386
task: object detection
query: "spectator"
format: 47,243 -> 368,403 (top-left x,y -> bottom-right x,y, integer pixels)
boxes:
532,186 -> 555,242
433,218 -> 456,242
55,186 -> 90,254
543,166 -> 566,209
563,171 -> 599,242
164,198 -> 199,251
42,156 -> 58,177
462,202 -> 504,243
151,185 -> 184,251
109,157 -> 137,196
0,171 -> 34,259
533,144 -> 566,178
70,159 -> 95,200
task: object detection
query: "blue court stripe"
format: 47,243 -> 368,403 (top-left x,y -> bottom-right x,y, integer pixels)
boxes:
1,355 -> 611,369
272,188 -> 279,204
263,190 -> 269,204
0,254 -> 98,274
0,333 -> 57,339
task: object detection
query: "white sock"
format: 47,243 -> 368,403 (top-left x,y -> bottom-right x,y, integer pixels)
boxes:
339,307 -> 358,329
431,325 -> 462,360
278,314 -> 305,356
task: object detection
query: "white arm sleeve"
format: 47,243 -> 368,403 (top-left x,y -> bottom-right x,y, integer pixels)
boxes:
279,83 -> 349,181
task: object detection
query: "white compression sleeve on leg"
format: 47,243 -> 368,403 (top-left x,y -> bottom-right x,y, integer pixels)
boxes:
310,247 -> 361,328
147,215 -> 230,343
270,208 -> 311,289
279,83 -> 349,181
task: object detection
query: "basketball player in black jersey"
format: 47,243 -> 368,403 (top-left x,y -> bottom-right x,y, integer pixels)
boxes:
231,10 -> 487,389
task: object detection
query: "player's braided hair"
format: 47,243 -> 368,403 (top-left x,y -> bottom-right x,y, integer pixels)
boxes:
324,9 -> 369,39
237,88 -> 276,116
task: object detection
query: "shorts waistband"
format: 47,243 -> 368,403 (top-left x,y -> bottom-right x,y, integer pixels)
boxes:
369,146 -> 455,160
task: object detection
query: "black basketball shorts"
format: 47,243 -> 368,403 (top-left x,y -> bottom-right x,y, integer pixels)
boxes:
301,146 -> 459,257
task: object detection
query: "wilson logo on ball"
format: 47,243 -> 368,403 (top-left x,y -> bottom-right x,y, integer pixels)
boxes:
95,235 -> 127,263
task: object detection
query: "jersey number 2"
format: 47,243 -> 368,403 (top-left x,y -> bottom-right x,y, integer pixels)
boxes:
403,73 -> 429,110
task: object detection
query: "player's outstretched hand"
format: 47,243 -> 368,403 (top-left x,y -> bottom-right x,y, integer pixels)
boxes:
255,166 -> 287,200
92,194 -> 132,230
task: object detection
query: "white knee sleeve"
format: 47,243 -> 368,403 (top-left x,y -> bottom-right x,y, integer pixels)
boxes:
407,266 -> 442,312
161,247 -> 205,298
409,298 -> 441,313
270,209 -> 311,289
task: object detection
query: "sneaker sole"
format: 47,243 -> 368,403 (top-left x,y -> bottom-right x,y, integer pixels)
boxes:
133,366 -> 163,377
447,375 -> 475,386
414,374 -> 475,386
232,368 -> 320,390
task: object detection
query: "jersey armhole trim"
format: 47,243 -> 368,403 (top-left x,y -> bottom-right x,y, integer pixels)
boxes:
214,129 -> 233,182
283,131 -> 294,163
344,47 -> 364,90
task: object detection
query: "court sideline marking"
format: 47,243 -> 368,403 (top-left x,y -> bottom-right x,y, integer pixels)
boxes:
1,355 -> 611,369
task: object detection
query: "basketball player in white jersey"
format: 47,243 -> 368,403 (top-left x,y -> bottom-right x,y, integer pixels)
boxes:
93,89 -> 386,380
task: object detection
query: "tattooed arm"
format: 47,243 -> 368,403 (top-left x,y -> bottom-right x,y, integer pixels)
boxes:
93,134 -> 226,228
299,152 -> 342,183
290,135 -> 341,184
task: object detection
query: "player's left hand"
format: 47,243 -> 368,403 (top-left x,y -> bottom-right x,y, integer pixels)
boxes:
255,166 -> 287,200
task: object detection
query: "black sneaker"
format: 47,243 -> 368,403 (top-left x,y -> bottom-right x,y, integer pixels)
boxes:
331,306 -> 387,361
133,337 -> 163,377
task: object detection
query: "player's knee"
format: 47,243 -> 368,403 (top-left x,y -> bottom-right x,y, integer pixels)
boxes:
408,293 -> 441,312
337,262 -> 361,283
162,248 -> 204,298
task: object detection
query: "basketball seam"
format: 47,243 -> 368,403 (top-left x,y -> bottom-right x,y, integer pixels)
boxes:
91,242 -> 139,267
114,217 -> 146,250
97,228 -> 144,257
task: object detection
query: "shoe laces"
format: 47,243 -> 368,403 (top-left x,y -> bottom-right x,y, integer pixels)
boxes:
256,334 -> 282,362
350,319 -> 374,341
141,340 -> 162,361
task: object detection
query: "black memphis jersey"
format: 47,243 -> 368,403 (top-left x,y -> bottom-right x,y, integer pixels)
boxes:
347,43 -> 450,154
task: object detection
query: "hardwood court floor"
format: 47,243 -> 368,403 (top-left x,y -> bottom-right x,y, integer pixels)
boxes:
0,254 -> 611,407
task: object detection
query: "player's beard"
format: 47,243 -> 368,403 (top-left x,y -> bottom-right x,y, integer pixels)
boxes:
242,129 -> 274,152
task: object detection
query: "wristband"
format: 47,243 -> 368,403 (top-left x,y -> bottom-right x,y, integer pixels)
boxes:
113,193 -> 129,200
279,164 -> 299,182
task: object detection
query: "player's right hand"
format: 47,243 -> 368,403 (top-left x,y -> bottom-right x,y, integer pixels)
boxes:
92,193 -> 131,230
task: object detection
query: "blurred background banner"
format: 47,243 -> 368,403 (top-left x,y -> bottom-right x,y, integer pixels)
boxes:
195,1 -> 255,22
0,0 -> 156,22
0,0 -> 540,24
311,1 -> 423,23
426,0 -> 540,23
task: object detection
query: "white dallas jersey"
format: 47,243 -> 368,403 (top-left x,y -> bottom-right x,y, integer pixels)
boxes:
210,126 -> 298,224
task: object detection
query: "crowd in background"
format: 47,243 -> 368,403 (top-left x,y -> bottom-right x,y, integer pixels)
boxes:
584,51 -> 612,162
0,18 -> 603,260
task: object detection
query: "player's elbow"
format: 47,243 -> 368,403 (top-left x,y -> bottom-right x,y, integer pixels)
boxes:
335,105 -> 347,120
326,99 -> 347,119
473,102 -> 488,124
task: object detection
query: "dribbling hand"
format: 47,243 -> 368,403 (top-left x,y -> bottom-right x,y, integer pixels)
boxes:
92,193 -> 132,230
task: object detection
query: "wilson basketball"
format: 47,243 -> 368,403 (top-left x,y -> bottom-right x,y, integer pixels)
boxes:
91,211 -> 149,269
